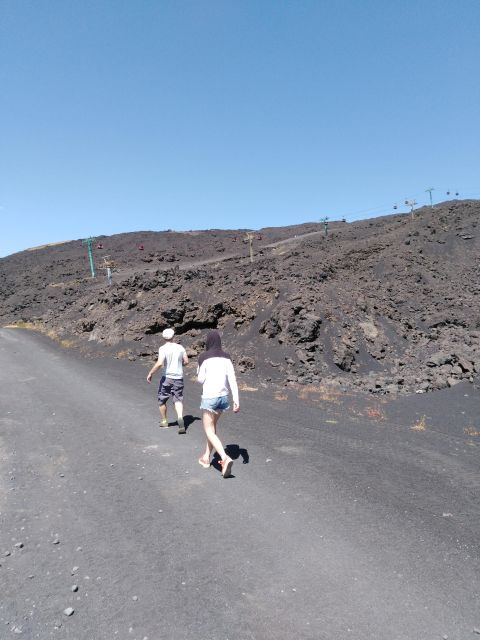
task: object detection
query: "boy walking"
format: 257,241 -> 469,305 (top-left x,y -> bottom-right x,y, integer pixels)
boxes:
147,328 -> 189,434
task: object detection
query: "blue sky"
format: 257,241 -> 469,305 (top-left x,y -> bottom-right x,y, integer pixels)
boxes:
1,0 -> 479,257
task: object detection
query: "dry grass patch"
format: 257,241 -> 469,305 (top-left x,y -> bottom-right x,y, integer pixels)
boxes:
366,406 -> 385,420
464,426 -> 480,437
239,382 -> 258,392
411,415 -> 427,432
60,339 -> 76,348
298,384 -> 342,404
4,321 -> 76,348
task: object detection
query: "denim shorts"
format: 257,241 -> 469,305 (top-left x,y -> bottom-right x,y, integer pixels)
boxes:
200,395 -> 230,413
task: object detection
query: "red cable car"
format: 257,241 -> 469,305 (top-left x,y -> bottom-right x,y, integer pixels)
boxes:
96,243 -> 104,249
138,244 -> 144,251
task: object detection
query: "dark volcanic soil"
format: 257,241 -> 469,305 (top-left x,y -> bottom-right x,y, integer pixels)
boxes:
1,201 -> 479,394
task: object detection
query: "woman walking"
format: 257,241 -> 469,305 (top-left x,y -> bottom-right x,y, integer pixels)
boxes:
197,330 -> 239,478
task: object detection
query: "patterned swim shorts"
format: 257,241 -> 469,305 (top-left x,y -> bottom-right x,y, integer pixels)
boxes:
158,376 -> 184,404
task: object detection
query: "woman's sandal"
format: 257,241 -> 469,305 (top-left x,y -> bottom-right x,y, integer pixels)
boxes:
219,457 -> 233,478
198,458 -> 210,469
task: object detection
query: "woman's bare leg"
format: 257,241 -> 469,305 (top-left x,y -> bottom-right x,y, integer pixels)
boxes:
201,410 -> 227,462
200,432 -> 213,465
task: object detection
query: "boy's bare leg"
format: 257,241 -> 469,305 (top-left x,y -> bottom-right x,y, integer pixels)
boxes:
174,401 -> 184,420
158,403 -> 169,427
174,401 -> 185,433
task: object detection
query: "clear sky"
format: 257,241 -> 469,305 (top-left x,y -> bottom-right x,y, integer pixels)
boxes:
1,0 -> 479,257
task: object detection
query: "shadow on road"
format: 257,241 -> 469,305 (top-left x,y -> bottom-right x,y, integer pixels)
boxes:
226,443 -> 249,464
182,414 -> 201,431
211,444 -> 250,476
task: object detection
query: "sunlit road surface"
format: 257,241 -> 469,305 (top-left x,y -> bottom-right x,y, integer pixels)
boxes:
1,328 -> 479,639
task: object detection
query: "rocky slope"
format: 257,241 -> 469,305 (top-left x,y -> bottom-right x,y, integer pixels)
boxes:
1,200 -> 479,394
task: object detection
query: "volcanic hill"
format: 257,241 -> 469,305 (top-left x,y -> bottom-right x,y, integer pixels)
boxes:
1,200 -> 479,394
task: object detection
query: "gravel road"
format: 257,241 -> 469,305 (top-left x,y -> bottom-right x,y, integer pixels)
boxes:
1,328 -> 479,639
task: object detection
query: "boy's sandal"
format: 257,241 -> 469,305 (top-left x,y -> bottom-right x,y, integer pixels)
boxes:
177,417 -> 186,434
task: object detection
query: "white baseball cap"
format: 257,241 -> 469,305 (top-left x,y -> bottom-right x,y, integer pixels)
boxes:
162,328 -> 175,340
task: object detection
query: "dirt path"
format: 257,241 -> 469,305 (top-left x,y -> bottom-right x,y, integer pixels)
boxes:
115,229 -> 326,277
1,328 -> 479,639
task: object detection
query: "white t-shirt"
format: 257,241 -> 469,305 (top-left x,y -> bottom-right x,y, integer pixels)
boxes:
197,357 -> 239,405
158,342 -> 186,380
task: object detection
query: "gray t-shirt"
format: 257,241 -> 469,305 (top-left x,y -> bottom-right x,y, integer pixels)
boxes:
158,342 -> 186,380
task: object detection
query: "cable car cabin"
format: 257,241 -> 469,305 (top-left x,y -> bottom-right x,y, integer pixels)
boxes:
96,243 -> 104,249
393,205 -> 397,210
138,244 -> 144,250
